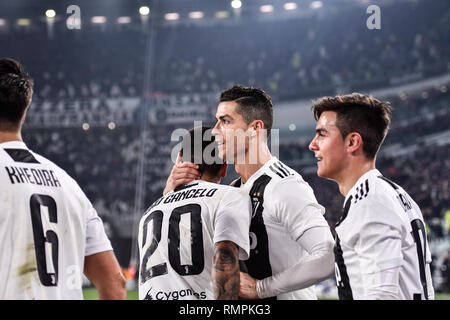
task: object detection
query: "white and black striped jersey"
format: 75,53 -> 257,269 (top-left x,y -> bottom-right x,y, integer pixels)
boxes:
234,156 -> 329,300
0,141 -> 112,300
138,180 -> 251,300
334,169 -> 433,300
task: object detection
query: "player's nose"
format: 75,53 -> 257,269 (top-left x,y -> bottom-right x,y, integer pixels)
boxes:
309,136 -> 318,152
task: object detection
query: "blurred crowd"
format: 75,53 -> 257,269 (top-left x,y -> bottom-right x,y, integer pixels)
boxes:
1,0 -> 449,101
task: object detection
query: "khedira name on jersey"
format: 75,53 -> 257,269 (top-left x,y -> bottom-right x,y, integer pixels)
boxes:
4,165 -> 61,187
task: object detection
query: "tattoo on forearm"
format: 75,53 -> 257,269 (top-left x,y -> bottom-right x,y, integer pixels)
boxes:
212,241 -> 239,300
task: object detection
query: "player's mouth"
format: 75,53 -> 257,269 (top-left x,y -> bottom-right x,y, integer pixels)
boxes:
315,155 -> 323,162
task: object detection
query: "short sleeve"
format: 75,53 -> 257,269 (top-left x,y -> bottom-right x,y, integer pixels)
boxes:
271,178 -> 328,241
214,188 -> 251,260
85,201 -> 113,256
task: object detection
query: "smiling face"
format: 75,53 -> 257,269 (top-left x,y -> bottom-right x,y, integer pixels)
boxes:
212,101 -> 250,163
309,111 -> 348,180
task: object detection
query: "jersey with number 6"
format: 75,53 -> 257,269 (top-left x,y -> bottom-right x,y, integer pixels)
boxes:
334,169 -> 433,300
0,141 -> 113,299
138,180 -> 251,300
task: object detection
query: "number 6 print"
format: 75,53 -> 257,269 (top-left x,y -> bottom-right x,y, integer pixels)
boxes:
29,194 -> 59,286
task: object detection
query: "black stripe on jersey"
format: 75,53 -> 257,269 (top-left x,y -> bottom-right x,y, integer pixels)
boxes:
353,179 -> 369,204
273,162 -> 289,177
230,178 -> 242,188
378,175 -> 399,190
334,234 -> 353,300
173,183 -> 199,192
269,165 -> 285,178
335,196 -> 353,300
4,148 -> 40,164
243,174 -> 276,300
277,161 -> 292,177
336,195 -> 352,227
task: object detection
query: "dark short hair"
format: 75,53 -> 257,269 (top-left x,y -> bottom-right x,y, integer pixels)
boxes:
220,85 -> 273,138
312,93 -> 392,159
0,58 -> 34,130
180,126 -> 223,177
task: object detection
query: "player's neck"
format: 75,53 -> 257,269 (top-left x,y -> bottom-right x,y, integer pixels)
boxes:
235,144 -> 272,184
199,173 -> 220,184
0,130 -> 23,144
337,160 -> 375,197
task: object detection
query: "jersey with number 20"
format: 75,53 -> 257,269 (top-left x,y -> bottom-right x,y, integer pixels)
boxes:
138,180 -> 251,300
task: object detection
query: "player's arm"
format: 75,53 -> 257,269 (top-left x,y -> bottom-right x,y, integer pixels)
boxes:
240,225 -> 335,299
83,196 -> 126,299
212,241 -> 240,300
84,250 -> 126,300
240,180 -> 334,299
163,152 -> 200,195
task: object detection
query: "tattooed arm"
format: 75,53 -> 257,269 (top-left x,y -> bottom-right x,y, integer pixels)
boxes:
212,241 -> 240,300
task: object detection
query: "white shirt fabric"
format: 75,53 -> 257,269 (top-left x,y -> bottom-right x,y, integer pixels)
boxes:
334,169 -> 434,300
239,156 -> 329,300
138,180 -> 251,300
0,141 -> 112,300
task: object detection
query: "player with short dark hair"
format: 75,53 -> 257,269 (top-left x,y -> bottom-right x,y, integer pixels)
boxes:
164,85 -> 335,300
309,93 -> 434,299
138,126 -> 251,300
0,58 -> 126,299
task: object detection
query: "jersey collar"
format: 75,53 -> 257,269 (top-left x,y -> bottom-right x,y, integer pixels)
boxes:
240,155 -> 278,188
0,140 -> 28,150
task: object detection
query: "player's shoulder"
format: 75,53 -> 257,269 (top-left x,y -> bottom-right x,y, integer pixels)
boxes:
349,170 -> 404,208
262,161 -> 318,207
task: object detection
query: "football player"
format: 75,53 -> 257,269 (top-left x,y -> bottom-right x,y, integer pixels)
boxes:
138,126 -> 251,300
0,58 -> 125,299
164,85 -> 335,300
309,93 -> 434,299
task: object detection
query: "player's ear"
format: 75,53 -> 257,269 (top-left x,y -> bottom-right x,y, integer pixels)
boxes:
346,132 -> 363,154
219,163 -> 228,178
249,120 -> 264,137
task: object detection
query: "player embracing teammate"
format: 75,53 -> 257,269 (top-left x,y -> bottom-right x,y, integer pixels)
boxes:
161,86 -> 434,300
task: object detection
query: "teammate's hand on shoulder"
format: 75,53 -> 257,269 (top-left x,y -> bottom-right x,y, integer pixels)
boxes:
163,152 -> 201,195
239,271 -> 259,299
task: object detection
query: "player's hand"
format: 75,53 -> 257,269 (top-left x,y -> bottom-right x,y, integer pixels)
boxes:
239,272 -> 259,299
163,153 -> 201,195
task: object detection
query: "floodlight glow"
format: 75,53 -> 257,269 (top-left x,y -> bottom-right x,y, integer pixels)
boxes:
284,2 -> 297,10
82,123 -> 90,131
17,19 -> 30,26
310,1 -> 323,9
189,11 -> 204,19
108,122 -> 116,130
46,9 -> 56,18
91,16 -> 107,24
165,13 -> 180,21
117,16 -> 131,24
216,11 -> 230,19
139,6 -> 150,16
260,5 -> 274,13
0,19 -> 6,26
231,0 -> 242,9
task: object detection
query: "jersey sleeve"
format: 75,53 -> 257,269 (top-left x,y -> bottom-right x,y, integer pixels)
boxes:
213,188 -> 251,260
270,178 -> 329,241
84,198 -> 113,257
353,200 -> 404,274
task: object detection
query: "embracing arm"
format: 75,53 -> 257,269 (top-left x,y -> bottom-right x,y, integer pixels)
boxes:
248,226 -> 335,299
212,241 -> 240,300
